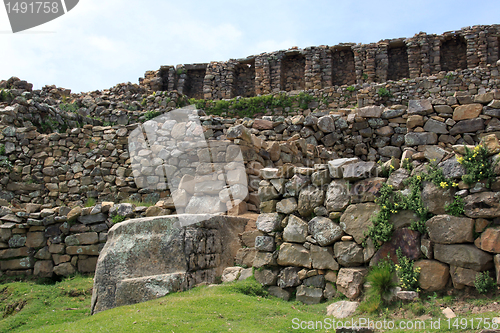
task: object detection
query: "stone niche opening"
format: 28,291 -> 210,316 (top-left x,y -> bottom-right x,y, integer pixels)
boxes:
331,46 -> 356,86
281,52 -> 305,92
184,66 -> 206,99
158,66 -> 172,91
387,41 -> 409,81
440,35 -> 467,72
234,59 -> 256,97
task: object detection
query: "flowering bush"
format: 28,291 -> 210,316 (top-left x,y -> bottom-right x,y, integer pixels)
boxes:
395,249 -> 420,292
457,145 -> 496,187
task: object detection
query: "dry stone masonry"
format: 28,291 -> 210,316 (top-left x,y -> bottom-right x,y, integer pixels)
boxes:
1,24 -> 500,307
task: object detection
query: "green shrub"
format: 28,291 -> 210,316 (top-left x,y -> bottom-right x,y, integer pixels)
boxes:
0,144 -> 5,156
445,196 -> 465,216
112,215 -> 126,225
59,102 -> 79,113
84,198 -> 96,208
377,88 -> 393,98
474,271 -> 496,294
359,259 -> 397,313
227,276 -> 268,297
457,145 -> 497,188
346,86 -> 356,92
143,110 -> 161,122
395,249 -> 420,292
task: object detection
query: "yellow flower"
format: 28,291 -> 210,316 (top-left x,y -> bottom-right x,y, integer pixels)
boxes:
440,182 -> 448,188
390,165 -> 395,169
452,182 -> 459,187
417,175 -> 421,180
457,156 -> 464,164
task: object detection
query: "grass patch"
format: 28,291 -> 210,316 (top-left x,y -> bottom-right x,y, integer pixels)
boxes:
0,274 -> 93,333
1,275 -> 500,332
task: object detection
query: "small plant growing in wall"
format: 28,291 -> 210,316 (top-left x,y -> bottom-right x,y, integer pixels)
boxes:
474,272 -> 496,294
395,249 -> 420,292
346,86 -> 357,92
112,214 -> 126,225
359,258 -> 397,313
0,144 -> 5,156
445,195 -> 465,216
377,87 -> 393,98
457,145 -> 497,188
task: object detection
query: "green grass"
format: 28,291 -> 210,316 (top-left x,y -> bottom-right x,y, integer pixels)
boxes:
2,275 -> 500,333
0,275 -> 93,333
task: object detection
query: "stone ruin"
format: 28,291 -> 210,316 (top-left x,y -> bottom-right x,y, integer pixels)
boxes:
0,24 -> 500,312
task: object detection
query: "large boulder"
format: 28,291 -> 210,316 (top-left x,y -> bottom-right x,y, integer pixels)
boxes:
308,216 -> 343,246
339,203 -> 380,244
433,244 -> 493,271
336,268 -> 367,299
426,215 -> 474,244
277,242 -> 311,268
421,182 -> 455,215
464,192 -> 500,218
91,214 -> 247,314
283,215 -> 308,243
414,260 -> 449,292
297,185 -> 325,217
324,180 -> 350,212
334,242 -> 364,267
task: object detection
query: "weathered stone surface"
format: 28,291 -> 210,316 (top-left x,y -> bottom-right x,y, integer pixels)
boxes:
495,254 -> 500,285
389,210 -> 419,229
297,185 -> 325,217
0,257 -> 34,270
317,115 -> 335,133
235,248 -> 257,268
339,203 -> 380,244
252,251 -> 277,268
78,213 -> 107,225
350,177 -> 386,203
334,241 -> 364,267
308,216 -> 343,246
328,158 -> 358,178
67,206 -> 82,222
268,286 -> 292,300
324,180 -> 350,212
277,242 -> 311,268
283,215 -> 308,243
256,213 -> 282,233
34,260 -> 53,278
252,119 -> 273,130
426,215 -> 474,244
91,215 -> 247,314
336,268 -> 367,299
358,105 -> 383,118
296,285 -> 323,304
421,182 -> 455,215
434,244 -> 493,271
0,247 -> 30,259
53,262 -> 76,276
310,245 -> 339,270
114,273 -> 187,308
439,156 -> 466,179
254,268 -> 279,286
453,104 -> 483,121
226,124 -> 251,142
26,232 -> 46,248
450,118 -> 484,136
464,192 -> 500,218
479,227 -> 500,253
277,267 -> 301,288
326,301 -> 359,318
255,236 -> 275,252
371,228 -> 421,265
222,267 -> 243,283
276,198 -> 297,214
342,162 -> 376,181
424,118 -> 448,134
387,169 -> 410,189
408,99 -> 433,115
405,132 -> 438,146
449,265 -> 478,289
414,260 -> 449,292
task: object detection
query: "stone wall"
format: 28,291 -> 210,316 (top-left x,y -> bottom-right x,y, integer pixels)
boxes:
239,140 -> 500,303
140,25 -> 500,98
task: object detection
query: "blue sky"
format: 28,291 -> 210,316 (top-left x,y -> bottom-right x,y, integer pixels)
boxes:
1,0 -> 499,93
